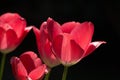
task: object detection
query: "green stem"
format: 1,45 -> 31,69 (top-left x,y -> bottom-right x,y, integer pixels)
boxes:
0,54 -> 6,80
44,70 -> 51,80
62,66 -> 68,80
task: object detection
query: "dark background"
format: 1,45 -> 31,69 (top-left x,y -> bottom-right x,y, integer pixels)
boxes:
0,0 -> 120,80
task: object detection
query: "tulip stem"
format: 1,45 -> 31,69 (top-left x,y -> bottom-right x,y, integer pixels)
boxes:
44,70 -> 51,80
62,66 -> 68,80
0,53 -> 6,80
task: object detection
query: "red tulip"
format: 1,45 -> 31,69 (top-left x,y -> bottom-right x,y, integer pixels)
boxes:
46,18 -> 106,66
0,13 -> 32,54
33,22 -> 60,68
10,51 -> 46,80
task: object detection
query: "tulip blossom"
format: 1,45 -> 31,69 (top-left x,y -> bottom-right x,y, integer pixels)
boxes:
33,22 -> 60,68
46,18 -> 106,66
10,51 -> 46,80
0,13 -> 32,54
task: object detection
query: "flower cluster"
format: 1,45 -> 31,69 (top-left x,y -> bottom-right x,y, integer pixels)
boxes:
0,13 -> 106,80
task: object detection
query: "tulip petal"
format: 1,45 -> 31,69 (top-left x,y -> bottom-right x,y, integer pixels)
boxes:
71,22 -> 94,50
22,26 -> 32,38
33,27 -> 41,51
33,23 -> 47,54
33,24 -> 60,67
5,29 -> 18,52
0,27 -> 5,50
0,23 -> 13,31
53,34 -> 72,64
52,35 -> 63,61
61,22 -> 76,33
0,13 -> 26,37
84,41 -> 106,57
61,34 -> 72,63
47,18 -> 62,41
33,25 -> 48,63
69,40 -> 84,65
10,57 -> 27,80
29,64 -> 46,80
53,34 -> 84,66
44,38 -> 60,67
18,26 -> 32,45
0,13 -> 21,22
9,17 -> 26,37
0,29 -> 18,54
20,51 -> 42,73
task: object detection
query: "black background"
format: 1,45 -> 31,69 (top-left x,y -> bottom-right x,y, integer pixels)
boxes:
0,0 -> 120,80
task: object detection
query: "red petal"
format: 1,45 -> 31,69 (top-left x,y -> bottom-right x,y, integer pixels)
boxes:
18,26 -> 32,45
5,29 -> 18,52
29,64 -> 46,80
33,24 -> 60,67
24,26 -> 32,33
53,34 -> 84,66
0,13 -> 21,23
20,51 -> 42,74
0,23 -> 13,31
52,35 -> 63,62
9,17 -> 26,37
20,26 -> 32,40
69,40 -> 84,65
47,18 -> 62,41
10,57 -> 27,80
0,26 -> 32,53
0,13 -> 26,37
44,38 -> 60,67
84,41 -> 106,57
61,22 -> 77,33
34,58 -> 42,67
33,27 -> 41,52
0,28 -> 18,53
0,27 -> 5,50
33,23 -> 47,54
71,22 -> 94,50
60,34 -> 72,63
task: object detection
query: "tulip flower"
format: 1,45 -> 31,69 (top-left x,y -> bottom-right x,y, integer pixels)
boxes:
46,18 -> 106,66
33,22 -> 60,68
10,51 -> 46,80
0,13 -> 32,54
0,13 -> 32,80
